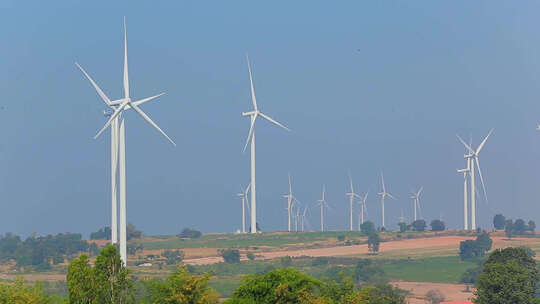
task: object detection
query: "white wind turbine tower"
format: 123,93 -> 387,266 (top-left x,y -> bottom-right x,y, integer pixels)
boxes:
237,184 -> 250,233
457,150 -> 471,230
317,185 -> 330,232
457,129 -> 493,230
346,173 -> 361,231
282,174 -> 295,232
77,18 -> 175,264
410,187 -> 423,222
357,192 -> 368,230
378,173 -> 396,229
242,55 -> 290,234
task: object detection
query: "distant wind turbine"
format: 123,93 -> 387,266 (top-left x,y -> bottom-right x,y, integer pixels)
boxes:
76,18 -> 175,264
242,55 -> 290,234
456,129 -> 493,230
346,173 -> 361,231
410,187 -> 423,222
283,174 -> 296,232
237,184 -> 250,233
317,185 -> 330,232
378,172 -> 396,229
357,192 -> 368,230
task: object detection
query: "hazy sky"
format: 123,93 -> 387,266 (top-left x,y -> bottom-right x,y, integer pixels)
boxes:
2,1 -> 540,237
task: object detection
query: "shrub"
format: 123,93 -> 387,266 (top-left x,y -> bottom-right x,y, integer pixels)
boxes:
425,289 -> 445,304
219,249 -> 240,263
162,249 -> 185,265
178,228 -> 202,239
411,220 -> 427,232
246,252 -> 255,261
430,219 -> 445,232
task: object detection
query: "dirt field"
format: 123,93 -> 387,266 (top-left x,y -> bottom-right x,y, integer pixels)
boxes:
392,281 -> 474,304
183,235 -> 540,265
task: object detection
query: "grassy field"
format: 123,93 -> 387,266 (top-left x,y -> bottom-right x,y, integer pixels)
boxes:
140,231 -> 369,250
381,256 -> 478,283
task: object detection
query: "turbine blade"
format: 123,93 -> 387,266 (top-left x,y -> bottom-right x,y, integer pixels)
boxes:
387,193 -> 397,200
242,114 -> 257,152
75,63 -> 112,106
475,156 -> 488,203
131,103 -> 176,146
123,17 -> 129,99
131,93 -> 165,107
246,54 -> 258,111
94,99 -> 130,139
456,135 -> 475,154
381,172 -> 386,193
476,128 -> 494,154
259,112 -> 290,131
349,172 -> 354,193
288,173 -> 292,195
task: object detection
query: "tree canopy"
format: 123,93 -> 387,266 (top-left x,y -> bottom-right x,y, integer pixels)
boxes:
474,247 -> 539,304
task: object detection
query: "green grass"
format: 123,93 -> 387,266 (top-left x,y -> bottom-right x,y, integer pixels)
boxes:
140,231 -> 368,250
381,256 -> 477,283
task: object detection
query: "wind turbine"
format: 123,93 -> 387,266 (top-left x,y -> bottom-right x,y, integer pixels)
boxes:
357,192 -> 368,230
301,205 -> 309,232
77,18 -> 175,264
457,153 -> 471,230
346,173 -> 361,231
242,55 -> 290,234
317,184 -> 330,232
237,184 -> 250,233
378,173 -> 396,229
457,129 -> 493,230
283,174 -> 295,232
410,187 -> 423,222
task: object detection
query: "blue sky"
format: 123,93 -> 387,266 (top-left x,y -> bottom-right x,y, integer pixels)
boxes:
1,1 -> 540,237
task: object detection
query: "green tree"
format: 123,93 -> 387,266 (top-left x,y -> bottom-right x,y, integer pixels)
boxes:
398,222 -> 407,233
367,233 -> 380,253
411,220 -> 426,232
67,245 -> 134,304
474,247 -> 539,304
177,228 -> 202,239
67,254 -> 95,303
515,219 -> 527,235
459,232 -> 492,261
90,227 -> 111,240
224,268 -> 320,304
425,289 -> 445,304
126,224 -> 142,240
219,249 -> 240,263
141,265 -> 219,304
360,221 -> 376,235
430,219 -> 445,232
246,252 -> 255,261
493,214 -> 506,230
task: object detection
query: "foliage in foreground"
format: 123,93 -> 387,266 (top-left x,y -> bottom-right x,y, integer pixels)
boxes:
474,247 -> 539,304
140,266 -> 219,304
0,279 -> 63,304
223,267 -> 405,304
